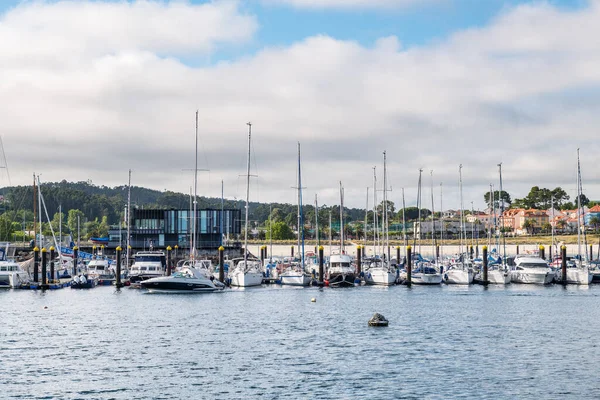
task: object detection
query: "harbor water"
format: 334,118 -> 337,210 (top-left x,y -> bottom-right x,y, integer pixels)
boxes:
2,284 -> 600,399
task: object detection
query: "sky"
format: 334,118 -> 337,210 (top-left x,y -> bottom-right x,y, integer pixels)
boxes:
0,0 -> 599,211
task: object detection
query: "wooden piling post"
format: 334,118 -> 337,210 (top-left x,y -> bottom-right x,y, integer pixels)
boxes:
260,245 -> 265,266
539,245 -> 545,260
165,246 -> 172,277
549,245 -> 552,262
356,246 -> 362,276
590,245 -> 593,261
406,245 -> 412,287
33,247 -> 40,283
561,245 -> 567,285
49,246 -> 55,283
291,246 -> 294,258
73,246 -> 79,277
318,245 -> 324,286
396,246 -> 400,265
482,245 -> 488,286
41,248 -> 48,289
115,246 -> 123,288
516,245 -> 519,255
219,246 -> 225,283
470,245 -> 474,260
436,245 -> 440,261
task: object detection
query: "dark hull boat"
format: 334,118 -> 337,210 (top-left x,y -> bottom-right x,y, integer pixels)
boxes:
140,266 -> 224,293
328,272 -> 356,287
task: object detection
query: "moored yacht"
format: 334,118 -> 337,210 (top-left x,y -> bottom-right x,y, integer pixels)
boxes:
86,258 -> 115,285
510,255 -> 554,284
0,255 -> 29,289
141,265 -> 224,293
443,263 -> 473,285
280,262 -> 312,286
363,258 -> 396,286
411,262 -> 442,285
229,258 -> 263,287
129,251 -> 165,284
327,252 -> 356,287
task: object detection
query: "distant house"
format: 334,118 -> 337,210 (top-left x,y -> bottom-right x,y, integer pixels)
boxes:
584,205 -> 600,226
502,208 -> 549,235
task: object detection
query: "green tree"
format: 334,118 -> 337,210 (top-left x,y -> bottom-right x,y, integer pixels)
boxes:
267,221 -> 295,240
577,194 -> 590,207
67,209 -> 86,234
0,213 -> 16,241
541,222 -> 552,234
484,190 -> 512,209
523,219 -> 535,235
589,216 -> 600,233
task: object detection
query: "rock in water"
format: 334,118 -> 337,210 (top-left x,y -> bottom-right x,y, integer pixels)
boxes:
368,313 -> 389,327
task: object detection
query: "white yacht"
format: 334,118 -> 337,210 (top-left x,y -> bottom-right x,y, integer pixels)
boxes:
363,258 -> 396,286
129,251 -> 165,284
553,259 -> 592,285
327,253 -> 356,287
87,258 -> 115,285
0,257 -> 29,288
141,265 -> 224,293
178,259 -> 215,280
411,262 -> 442,285
443,263 -> 473,285
280,262 -> 311,286
229,258 -> 263,287
510,255 -> 554,284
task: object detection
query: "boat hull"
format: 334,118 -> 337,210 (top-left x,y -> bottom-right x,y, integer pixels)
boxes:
364,269 -> 396,286
280,274 -> 311,286
328,272 -> 356,287
443,269 -> 473,285
555,268 -> 592,285
511,269 -> 554,284
412,273 -> 442,285
0,271 -> 30,289
229,271 -> 263,287
141,280 -> 221,293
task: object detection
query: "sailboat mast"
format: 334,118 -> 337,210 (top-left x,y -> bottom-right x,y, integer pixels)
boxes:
339,182 -> 345,252
244,123 -> 252,269
126,169 -> 131,270
440,182 -> 444,260
364,187 -> 368,249
59,204 -> 62,249
269,203 -> 272,261
192,111 -> 199,260
459,164 -> 464,258
551,195 -> 555,258
576,148 -> 583,263
298,142 -> 305,270
373,166 -> 378,255
402,188 -> 407,252
33,173 -> 37,248
430,170 -> 435,261
498,163 -> 507,260
384,151 -> 390,263
315,195 -> 320,248
416,169 -> 423,253
38,175 -> 42,247
373,167 -> 378,255
297,143 -> 301,260
220,180 -> 224,247
329,210 -> 332,258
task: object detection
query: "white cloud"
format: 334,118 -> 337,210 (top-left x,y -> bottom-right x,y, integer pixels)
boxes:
1,1 -> 600,210
263,0 -> 443,10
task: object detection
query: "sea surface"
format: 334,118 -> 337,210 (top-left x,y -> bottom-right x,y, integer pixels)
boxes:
2,283 -> 600,399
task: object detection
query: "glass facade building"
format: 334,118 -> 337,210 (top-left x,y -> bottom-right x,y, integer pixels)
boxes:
108,208 -> 241,249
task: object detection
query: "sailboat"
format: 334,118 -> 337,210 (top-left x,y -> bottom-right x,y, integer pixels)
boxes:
364,151 -> 396,286
412,169 -> 442,285
280,143 -> 311,286
554,149 -> 592,285
229,123 -> 263,287
327,182 -> 356,287
443,166 -> 472,284
485,163 -> 511,284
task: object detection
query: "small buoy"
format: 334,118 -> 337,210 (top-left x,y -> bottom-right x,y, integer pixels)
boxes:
44,306 -> 48,309
311,298 -> 316,303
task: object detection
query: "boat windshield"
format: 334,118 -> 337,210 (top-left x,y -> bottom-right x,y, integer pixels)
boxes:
172,271 -> 193,278
520,262 -> 548,268
135,256 -> 162,262
331,262 -> 351,268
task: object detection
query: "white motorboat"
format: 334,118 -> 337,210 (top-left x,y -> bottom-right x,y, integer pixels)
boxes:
129,251 -> 165,284
179,259 -> 215,280
229,258 -> 263,287
510,255 -> 554,284
86,258 -> 116,285
141,265 -> 224,293
364,258 -> 396,286
0,255 -> 29,289
327,253 -> 356,287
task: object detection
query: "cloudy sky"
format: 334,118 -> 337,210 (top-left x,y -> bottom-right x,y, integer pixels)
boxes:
1,0 -> 599,211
